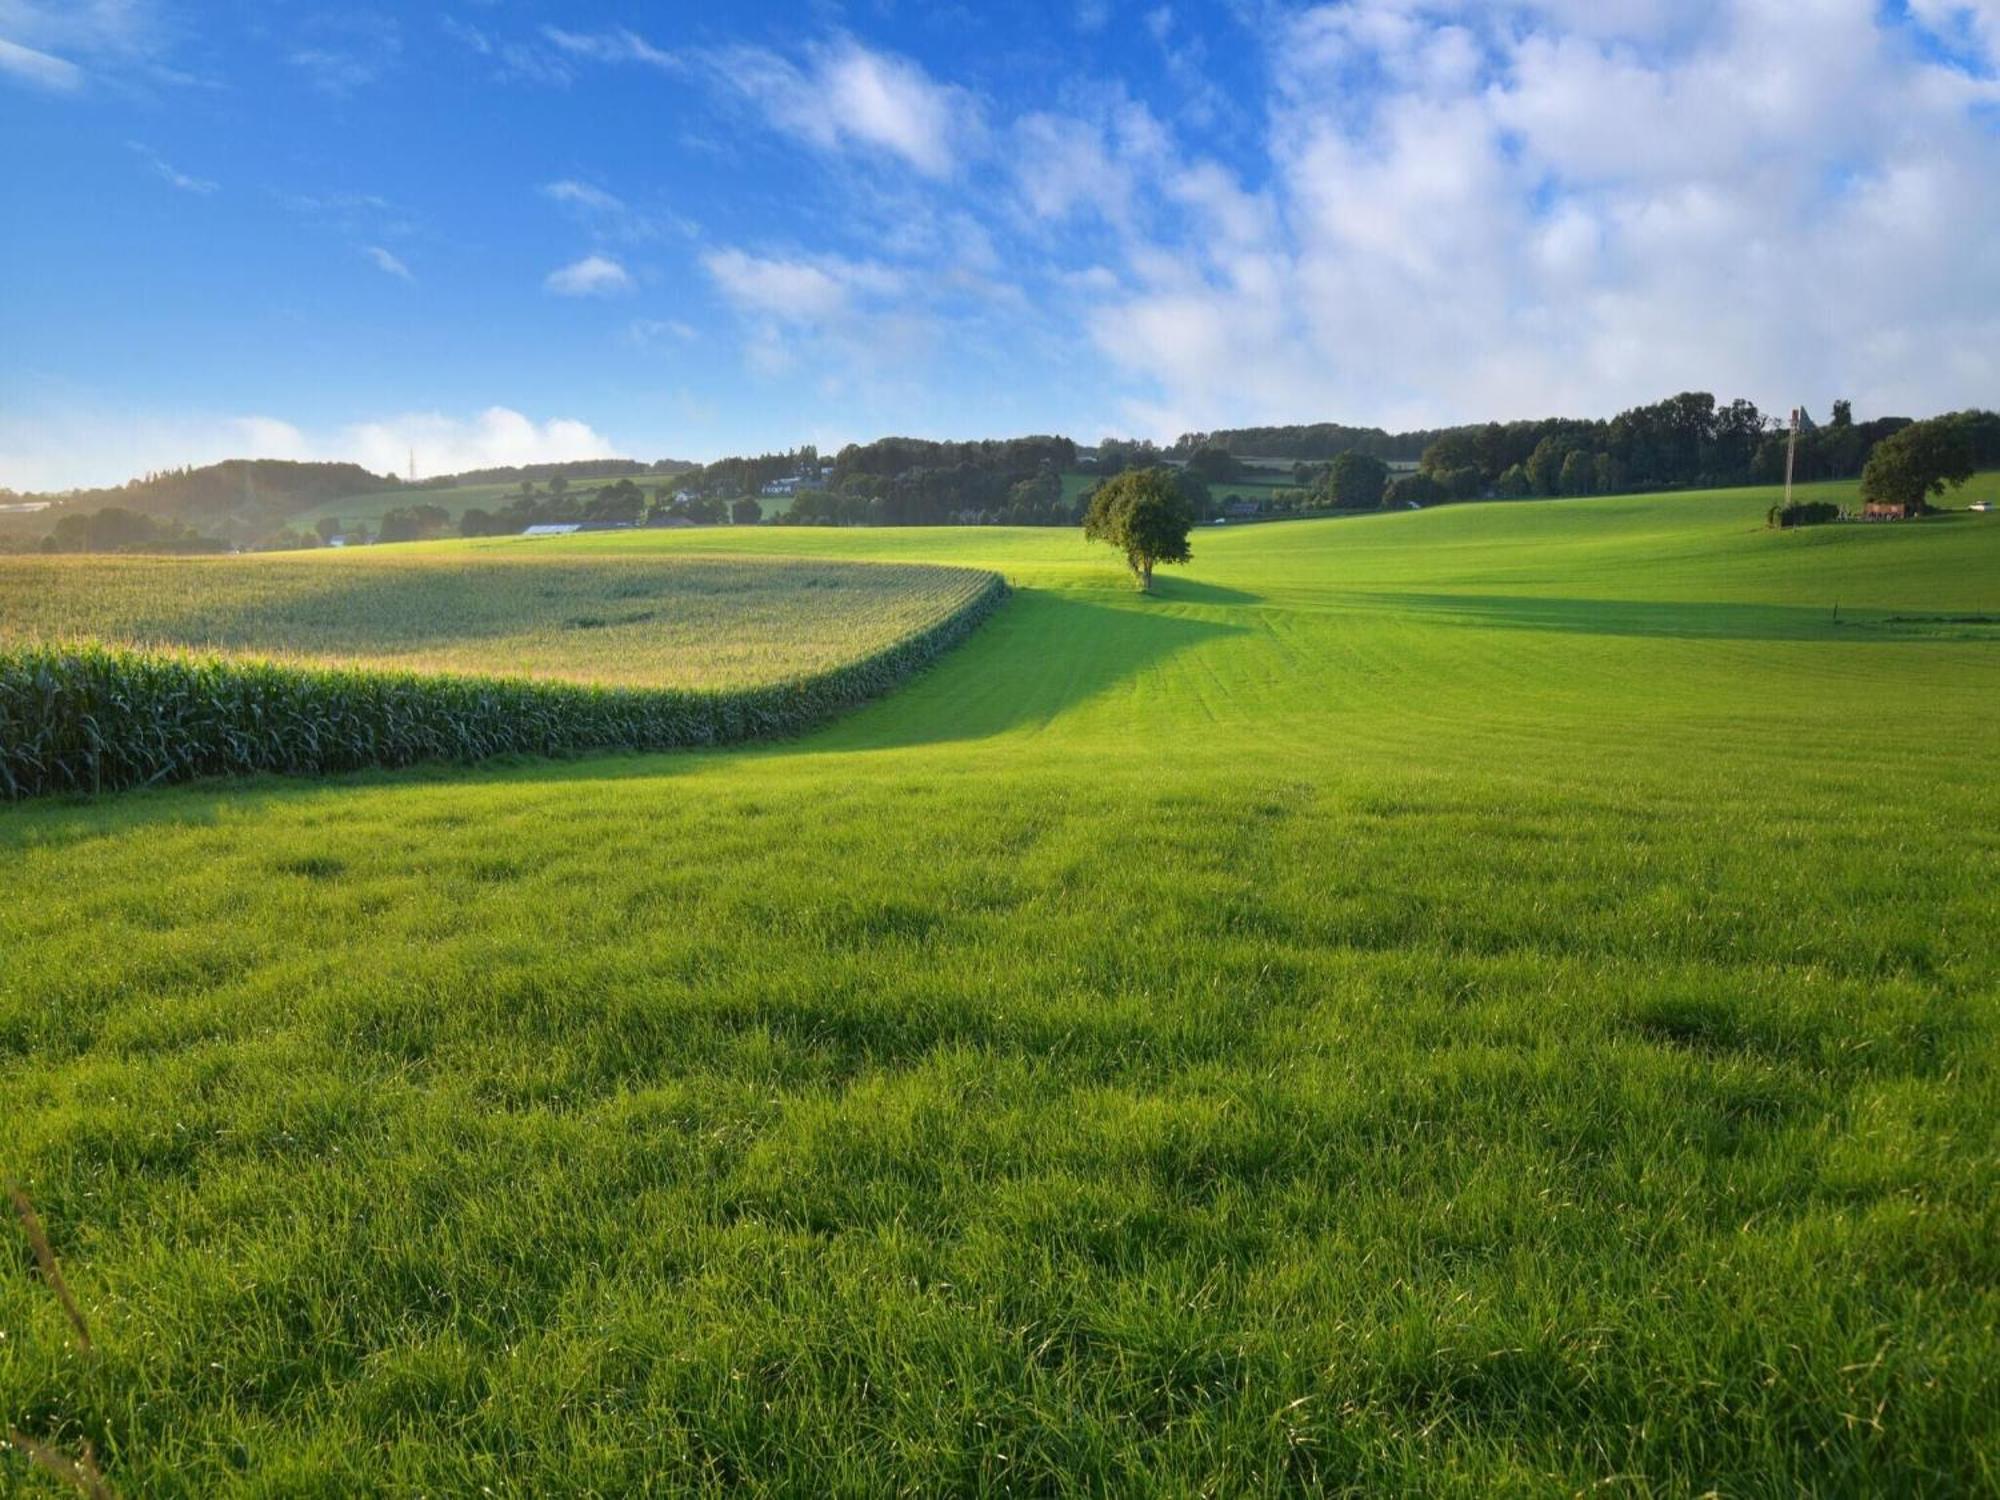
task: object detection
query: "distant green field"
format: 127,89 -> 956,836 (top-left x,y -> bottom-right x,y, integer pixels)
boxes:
2,478 -> 1996,1494
0,551 -> 993,689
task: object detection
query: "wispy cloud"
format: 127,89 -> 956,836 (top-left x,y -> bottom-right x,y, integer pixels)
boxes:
289,13 -> 401,96
541,26 -> 679,72
708,36 -> 978,178
627,318 -> 698,348
0,1 -> 213,90
127,141 -> 217,193
363,245 -> 412,281
0,35 -> 81,90
704,250 -> 854,322
441,15 -> 576,85
542,179 -> 624,213
545,254 -> 633,296
538,177 -> 692,245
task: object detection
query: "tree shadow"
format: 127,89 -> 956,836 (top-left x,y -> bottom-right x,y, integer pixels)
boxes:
1368,592 -> 1986,643
1146,573 -> 1262,606
0,588 -> 1246,837
803,586 -> 1248,751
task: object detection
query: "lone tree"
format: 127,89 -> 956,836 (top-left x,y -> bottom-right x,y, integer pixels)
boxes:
1859,415 -> 1976,514
1084,467 -> 1194,591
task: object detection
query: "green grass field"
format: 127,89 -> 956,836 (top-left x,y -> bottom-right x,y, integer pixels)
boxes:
2,478 -> 1997,1494
0,552 -> 993,689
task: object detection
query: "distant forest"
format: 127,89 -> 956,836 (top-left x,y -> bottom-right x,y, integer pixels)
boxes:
6,394 -> 1996,552
1174,393 -> 2000,495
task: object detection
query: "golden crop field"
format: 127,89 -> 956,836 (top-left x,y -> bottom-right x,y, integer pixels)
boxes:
0,548 -> 998,689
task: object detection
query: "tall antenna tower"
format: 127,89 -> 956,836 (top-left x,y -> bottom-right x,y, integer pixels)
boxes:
1783,408 -> 1800,511
408,447 -> 416,484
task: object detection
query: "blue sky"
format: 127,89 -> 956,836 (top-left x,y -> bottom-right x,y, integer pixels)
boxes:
3,0 -> 1997,488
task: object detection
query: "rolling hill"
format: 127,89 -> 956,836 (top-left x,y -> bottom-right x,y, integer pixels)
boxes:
1,478 -> 1995,1493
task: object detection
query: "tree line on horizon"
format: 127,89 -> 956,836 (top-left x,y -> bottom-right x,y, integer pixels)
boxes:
7,394 -> 1996,553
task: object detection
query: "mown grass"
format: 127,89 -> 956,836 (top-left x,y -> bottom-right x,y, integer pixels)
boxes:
2,478 -> 1996,1494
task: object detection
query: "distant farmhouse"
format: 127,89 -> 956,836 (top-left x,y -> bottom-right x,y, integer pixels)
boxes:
1862,499 -> 1921,520
760,465 -> 834,497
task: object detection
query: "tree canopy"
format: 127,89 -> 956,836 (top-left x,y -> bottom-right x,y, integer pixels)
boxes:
1859,414 -> 1980,512
1323,452 -> 1390,510
1083,467 -> 1194,591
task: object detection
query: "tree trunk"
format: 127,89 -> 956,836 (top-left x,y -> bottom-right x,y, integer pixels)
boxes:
1140,558 -> 1153,592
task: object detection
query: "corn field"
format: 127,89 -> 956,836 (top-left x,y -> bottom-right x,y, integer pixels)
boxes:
0,552 -> 1000,689
0,571 -> 1006,798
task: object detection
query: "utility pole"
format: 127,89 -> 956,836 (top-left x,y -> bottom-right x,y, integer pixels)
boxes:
1783,407 -> 1800,511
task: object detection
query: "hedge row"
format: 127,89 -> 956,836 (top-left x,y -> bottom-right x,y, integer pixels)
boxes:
0,571 -> 1007,799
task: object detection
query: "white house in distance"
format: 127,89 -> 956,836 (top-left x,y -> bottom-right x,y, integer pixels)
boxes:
759,465 -> 833,497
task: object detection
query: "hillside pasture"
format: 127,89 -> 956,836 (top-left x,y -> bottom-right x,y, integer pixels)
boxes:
0,479 -> 1996,1493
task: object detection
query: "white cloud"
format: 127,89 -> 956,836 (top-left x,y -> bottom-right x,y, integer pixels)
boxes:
627,318 -> 698,347
544,254 -> 632,296
542,179 -> 623,212
541,26 -> 678,72
345,408 -> 617,477
1059,0 -> 2000,437
288,12 -> 401,96
700,247 -> 945,386
0,404 -> 619,491
363,245 -> 412,281
538,177 -> 692,245
0,35 -> 79,88
703,250 -> 853,322
128,141 -> 216,193
711,37 -> 976,177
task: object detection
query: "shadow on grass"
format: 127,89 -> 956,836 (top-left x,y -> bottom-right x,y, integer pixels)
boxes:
0,587 -> 1246,833
804,586 -> 1248,751
1370,592 -> 1992,642
1146,574 -> 1263,607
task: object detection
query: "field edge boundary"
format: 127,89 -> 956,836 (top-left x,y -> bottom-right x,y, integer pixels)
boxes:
0,570 -> 1010,800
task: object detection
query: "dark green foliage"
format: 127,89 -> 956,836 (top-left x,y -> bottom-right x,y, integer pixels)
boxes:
1169,466 -> 1213,521
1387,473 -> 1441,507
1186,396 -> 1997,506
376,503 -> 452,544
584,479 -> 647,524
731,496 -> 763,525
1767,500 -> 1841,528
1182,445 -> 1243,483
1860,415 -> 1980,511
41,507 -> 226,554
1323,451 -> 1390,510
1177,418 -> 1437,462
1083,468 -> 1194,589
0,575 -> 1006,798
